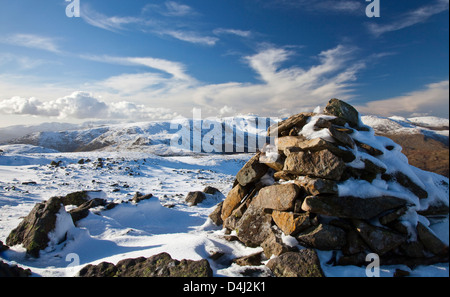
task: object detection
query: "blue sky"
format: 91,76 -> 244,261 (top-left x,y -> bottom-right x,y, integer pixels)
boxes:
0,0 -> 448,127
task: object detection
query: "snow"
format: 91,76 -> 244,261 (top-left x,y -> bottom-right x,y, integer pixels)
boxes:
0,113 -> 449,277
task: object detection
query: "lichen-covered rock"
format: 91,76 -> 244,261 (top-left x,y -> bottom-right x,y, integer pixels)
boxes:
266,250 -> 324,277
6,197 -> 64,258
323,98 -> 360,128
235,204 -> 273,248
235,153 -> 268,187
78,252 -> 213,277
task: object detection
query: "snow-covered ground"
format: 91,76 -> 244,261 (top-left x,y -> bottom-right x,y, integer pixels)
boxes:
0,144 -> 448,277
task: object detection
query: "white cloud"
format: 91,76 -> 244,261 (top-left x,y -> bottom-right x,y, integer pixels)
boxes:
1,34 -> 61,53
81,5 -> 142,32
266,0 -> 363,14
368,0 -> 449,36
162,1 -> 196,17
162,30 -> 219,46
0,92 -> 178,120
356,80 -> 449,118
213,28 -> 252,38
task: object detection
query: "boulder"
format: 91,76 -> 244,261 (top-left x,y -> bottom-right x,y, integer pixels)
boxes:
353,220 -> 407,256
294,176 -> 338,196
232,252 -> 264,267
416,222 -> 449,256
266,250 -> 324,277
251,183 -> 302,212
221,184 -> 251,221
268,113 -> 315,137
235,204 -> 273,248
132,192 -> 153,203
302,195 -> 408,220
6,197 -> 64,258
78,252 -> 213,277
296,224 -> 347,250
208,201 -> 223,225
284,149 -> 346,180
261,231 -> 292,258
235,153 -> 268,187
271,211 -> 313,236
69,198 -> 107,223
185,191 -> 206,206
0,260 -> 32,277
323,98 -> 360,128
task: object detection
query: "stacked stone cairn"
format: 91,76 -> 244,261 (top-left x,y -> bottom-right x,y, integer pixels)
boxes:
209,99 -> 449,275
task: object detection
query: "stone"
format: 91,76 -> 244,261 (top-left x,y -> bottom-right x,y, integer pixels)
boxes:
235,204 -> 273,248
296,224 -> 347,251
0,260 -> 32,277
132,192 -> 153,203
203,186 -> 220,195
60,191 -> 90,206
221,184 -> 251,221
69,198 -> 107,223
272,211 -> 312,236
302,195 -> 408,220
294,176 -> 338,196
232,252 -> 264,266
268,112 -> 315,137
329,125 -> 355,148
236,153 -> 269,187
266,250 -> 324,277
354,140 -> 384,156
416,222 -> 449,256
323,98 -> 360,128
78,252 -> 213,277
185,191 -> 206,206
251,183 -> 301,211
393,172 -> 428,199
273,170 -> 298,181
261,231 -> 291,258
6,197 -> 64,257
208,201 -> 223,226
284,149 -> 346,180
379,207 -> 408,226
353,220 -> 407,256
276,136 -> 307,151
0,240 -> 8,253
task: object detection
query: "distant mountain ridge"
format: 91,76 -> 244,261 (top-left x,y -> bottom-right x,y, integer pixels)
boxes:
1,115 -> 448,176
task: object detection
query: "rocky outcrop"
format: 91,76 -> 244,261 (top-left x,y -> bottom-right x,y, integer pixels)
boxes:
210,98 -> 449,275
78,252 -> 213,277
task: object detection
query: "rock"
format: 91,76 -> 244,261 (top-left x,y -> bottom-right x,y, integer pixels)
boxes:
69,198 -> 107,223
235,204 -> 273,248
294,176 -> 338,196
418,201 -> 449,217
296,224 -> 347,251
268,113 -> 315,137
185,191 -> 206,206
323,98 -> 360,128
6,197 -> 64,257
78,252 -> 213,277
261,231 -> 291,258
302,195 -> 408,220
60,191 -> 90,206
233,252 -> 264,266
276,136 -> 307,151
221,184 -> 251,222
329,125 -> 355,148
0,241 -> 8,253
393,172 -> 428,199
0,260 -> 32,277
208,201 -> 223,226
132,192 -> 153,203
416,222 -> 449,256
251,183 -> 302,212
236,153 -> 269,187
203,186 -> 220,195
379,207 -> 408,226
354,140 -> 384,156
273,170 -> 298,181
353,220 -> 407,256
284,149 -> 346,180
266,250 -> 324,277
271,211 -> 313,236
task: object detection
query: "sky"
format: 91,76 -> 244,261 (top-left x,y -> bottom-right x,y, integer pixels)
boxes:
0,0 -> 448,128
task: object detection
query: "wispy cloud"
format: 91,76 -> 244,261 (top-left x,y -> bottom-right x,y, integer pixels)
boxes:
356,80 -> 449,118
213,28 -> 252,38
161,1 -> 196,17
81,5 -> 142,32
162,30 -> 219,46
1,34 -> 61,53
368,0 -> 449,37
262,0 -> 364,15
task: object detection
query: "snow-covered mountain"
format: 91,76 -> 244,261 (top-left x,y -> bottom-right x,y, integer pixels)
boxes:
1,115 -> 448,154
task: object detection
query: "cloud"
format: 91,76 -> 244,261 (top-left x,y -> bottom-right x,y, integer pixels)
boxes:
213,28 -> 252,38
81,55 -> 193,81
263,0 -> 364,14
1,34 -> 61,53
81,5 -> 142,32
367,0 -> 449,36
356,80 -> 449,118
0,92 -> 178,120
162,1 -> 196,17
161,30 -> 219,46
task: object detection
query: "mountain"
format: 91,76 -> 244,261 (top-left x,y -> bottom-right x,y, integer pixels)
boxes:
1,114 -> 448,176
